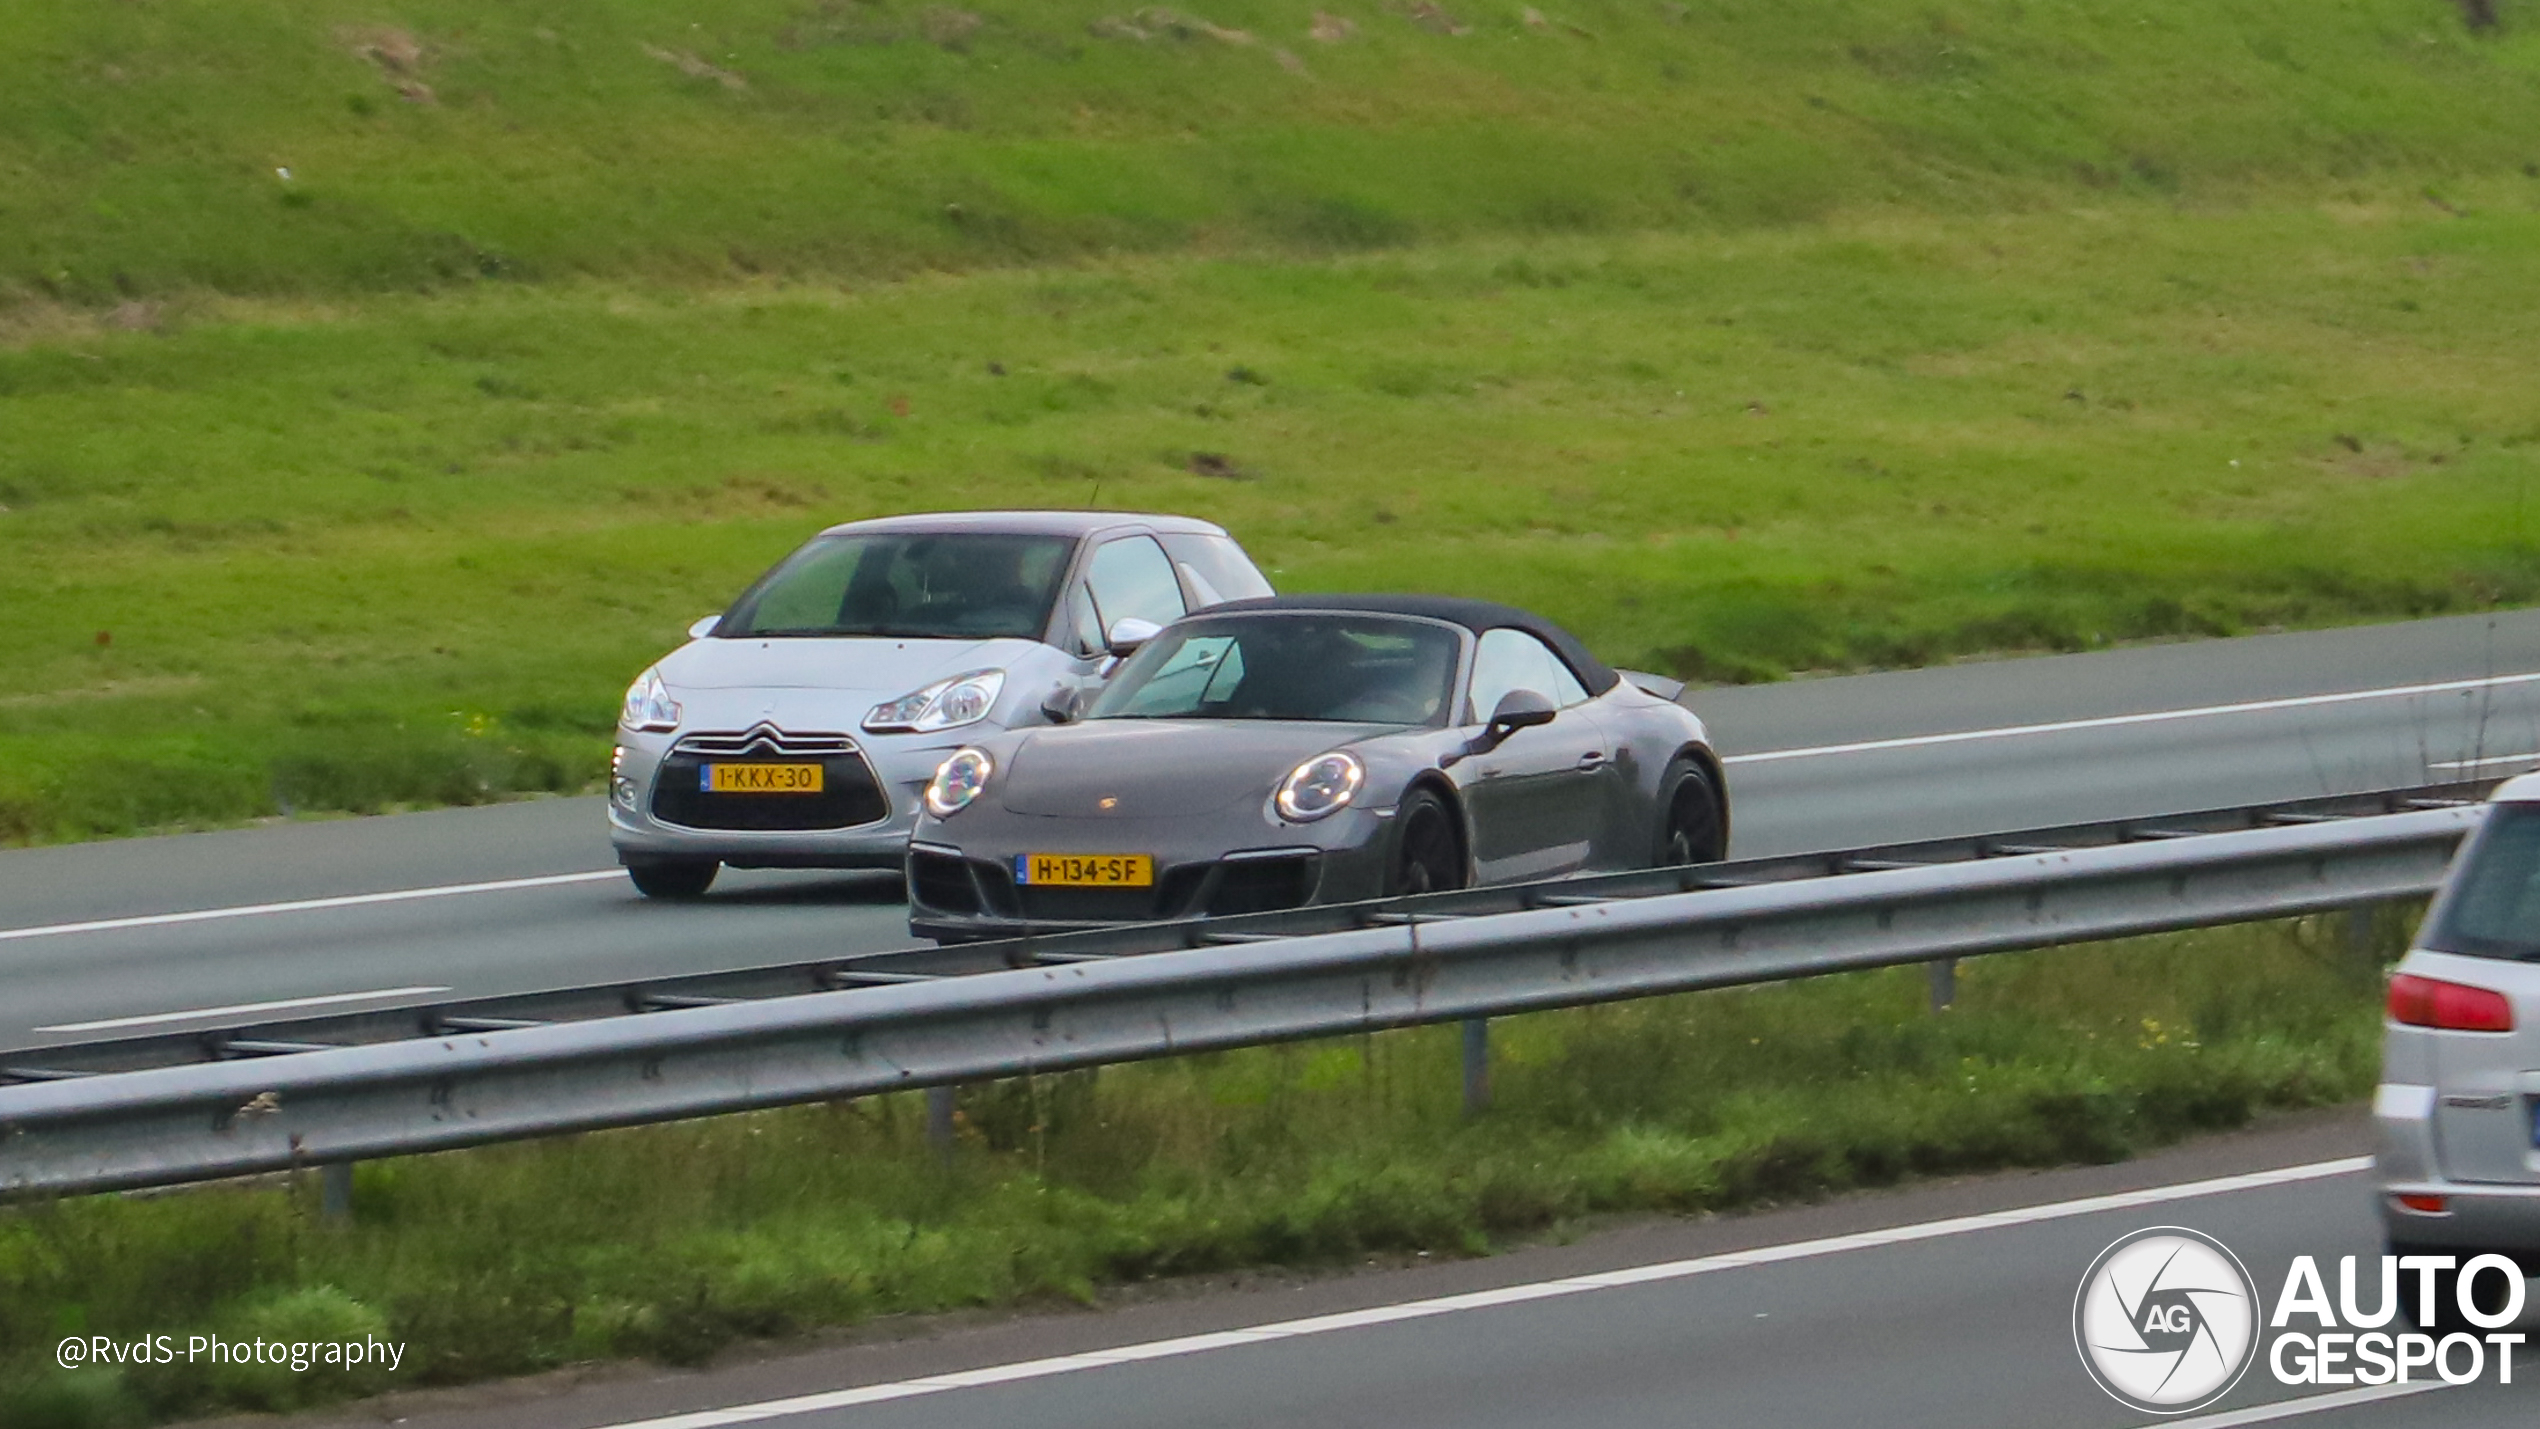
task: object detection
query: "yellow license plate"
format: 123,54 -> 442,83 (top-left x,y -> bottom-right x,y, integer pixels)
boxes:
702,762 -> 824,794
1017,853 -> 1154,887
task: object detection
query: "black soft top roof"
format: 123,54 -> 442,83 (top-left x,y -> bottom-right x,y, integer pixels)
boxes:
821,510 -> 1229,538
1203,594 -> 1618,696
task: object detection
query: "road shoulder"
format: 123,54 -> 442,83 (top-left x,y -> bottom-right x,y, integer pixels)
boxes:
217,1104 -> 2370,1429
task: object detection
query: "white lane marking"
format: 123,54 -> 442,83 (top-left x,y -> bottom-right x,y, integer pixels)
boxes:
0,870 -> 622,944
1719,670 -> 2540,766
33,986 -> 456,1034
593,1156 -> 2373,1429
2429,751 -> 2540,772
17,672 -> 2528,941
2158,1381 -> 2445,1427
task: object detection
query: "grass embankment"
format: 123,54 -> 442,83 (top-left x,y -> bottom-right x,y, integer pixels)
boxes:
0,914 -> 2398,1426
4,1 -> 2539,841
8,203 -> 2540,842
5,1 -> 2536,298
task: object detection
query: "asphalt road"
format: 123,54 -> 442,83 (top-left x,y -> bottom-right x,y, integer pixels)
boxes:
7,608 -> 2540,1052
274,1113 -> 2538,1429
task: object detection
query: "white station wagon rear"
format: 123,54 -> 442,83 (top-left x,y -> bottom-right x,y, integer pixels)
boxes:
2377,772 -> 2540,1322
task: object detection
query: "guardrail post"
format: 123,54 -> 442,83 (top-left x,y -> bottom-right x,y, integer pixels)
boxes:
1461,1018 -> 1490,1115
925,1084 -> 957,1157
1928,958 -> 1957,1012
319,1162 -> 355,1222
2342,904 -> 2380,972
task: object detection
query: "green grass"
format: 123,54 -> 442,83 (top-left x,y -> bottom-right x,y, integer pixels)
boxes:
5,1 -> 2540,840
5,1 -> 2538,301
7,197 -> 2540,841
0,913 -> 2399,1427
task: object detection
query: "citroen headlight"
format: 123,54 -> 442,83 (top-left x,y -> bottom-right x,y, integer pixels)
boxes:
925,748 -> 994,818
610,745 -> 639,810
619,668 -> 682,732
1275,752 -> 1364,823
865,669 -> 1006,734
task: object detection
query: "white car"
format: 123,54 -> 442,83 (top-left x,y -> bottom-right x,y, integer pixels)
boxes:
2377,771 -> 2540,1324
608,510 -> 1272,897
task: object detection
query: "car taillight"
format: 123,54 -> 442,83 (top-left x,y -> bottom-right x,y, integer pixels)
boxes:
2387,974 -> 2516,1032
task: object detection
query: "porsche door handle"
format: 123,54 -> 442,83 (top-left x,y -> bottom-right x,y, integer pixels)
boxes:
1575,751 -> 1608,770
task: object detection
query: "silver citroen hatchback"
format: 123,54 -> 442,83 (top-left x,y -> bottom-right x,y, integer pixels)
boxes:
2377,772 -> 2540,1322
608,511 -> 1271,898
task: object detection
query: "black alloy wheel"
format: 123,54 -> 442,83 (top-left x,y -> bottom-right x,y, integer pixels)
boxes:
1391,788 -> 1467,896
627,859 -> 719,900
1657,759 -> 1727,867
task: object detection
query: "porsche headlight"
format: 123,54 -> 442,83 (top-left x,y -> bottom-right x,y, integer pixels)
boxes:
1275,752 -> 1364,823
619,668 -> 682,733
865,669 -> 1006,734
925,748 -> 994,818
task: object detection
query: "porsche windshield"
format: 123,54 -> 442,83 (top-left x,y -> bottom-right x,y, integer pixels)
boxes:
720,533 -> 1074,640
1090,614 -> 1459,725
2425,803 -> 2540,961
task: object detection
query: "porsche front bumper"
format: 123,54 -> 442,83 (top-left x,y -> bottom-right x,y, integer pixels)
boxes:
905,807 -> 1396,941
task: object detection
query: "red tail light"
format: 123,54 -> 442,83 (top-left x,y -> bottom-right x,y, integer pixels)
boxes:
2388,974 -> 2516,1032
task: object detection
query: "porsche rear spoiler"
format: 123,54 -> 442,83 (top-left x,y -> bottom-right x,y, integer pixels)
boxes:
1618,669 -> 1685,701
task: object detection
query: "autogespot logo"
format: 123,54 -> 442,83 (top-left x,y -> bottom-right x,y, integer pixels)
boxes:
2073,1227 -> 2261,1414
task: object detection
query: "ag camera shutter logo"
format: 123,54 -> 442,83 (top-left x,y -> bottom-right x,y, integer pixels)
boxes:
2073,1227 -> 2261,1414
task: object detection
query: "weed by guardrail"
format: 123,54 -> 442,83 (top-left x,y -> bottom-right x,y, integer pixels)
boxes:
0,914 -> 2398,1428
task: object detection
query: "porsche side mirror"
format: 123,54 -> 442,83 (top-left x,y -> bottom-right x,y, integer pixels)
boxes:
1444,689 -> 1557,767
687,614 -> 721,640
1041,687 -> 1081,725
1485,688 -> 1558,737
1106,617 -> 1163,659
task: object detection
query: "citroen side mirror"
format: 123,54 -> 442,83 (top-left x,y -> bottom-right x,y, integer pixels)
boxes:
687,615 -> 721,640
1106,617 -> 1163,659
1041,687 -> 1082,725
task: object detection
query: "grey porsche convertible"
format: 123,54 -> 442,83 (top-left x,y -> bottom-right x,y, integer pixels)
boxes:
905,595 -> 1727,940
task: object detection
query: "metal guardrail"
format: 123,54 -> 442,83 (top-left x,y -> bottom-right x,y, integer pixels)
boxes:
0,783 -> 2488,1199
0,780 -> 2493,1083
